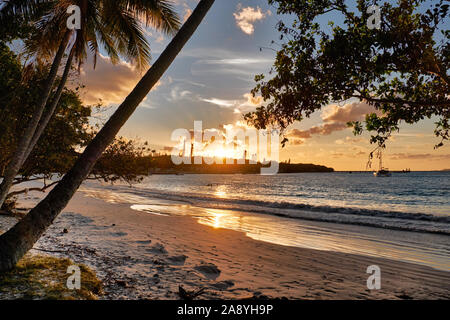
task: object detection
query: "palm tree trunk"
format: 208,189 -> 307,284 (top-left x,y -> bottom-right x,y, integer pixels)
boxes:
0,0 -> 215,272
22,44 -> 76,163
0,31 -> 72,209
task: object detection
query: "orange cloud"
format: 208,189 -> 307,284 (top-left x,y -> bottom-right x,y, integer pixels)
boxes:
78,55 -> 150,105
285,102 -> 378,144
322,102 -> 378,122
390,153 -> 450,161
233,5 -> 270,35
335,136 -> 366,145
242,93 -> 263,106
183,5 -> 193,22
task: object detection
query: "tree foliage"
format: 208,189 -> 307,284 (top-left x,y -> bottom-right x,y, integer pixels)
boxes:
91,138 -> 153,184
0,0 -> 181,70
246,0 -> 449,148
0,44 -> 152,206
0,0 -> 180,208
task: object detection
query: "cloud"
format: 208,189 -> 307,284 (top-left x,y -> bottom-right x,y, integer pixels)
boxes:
176,1 -> 196,22
183,6 -> 192,22
183,48 -> 273,81
285,102 -> 377,144
191,58 -> 273,77
202,98 -> 235,107
170,0 -> 196,22
289,138 -> 305,145
286,129 -> 312,139
170,120 -> 267,161
322,102 -> 377,123
242,93 -> 263,107
389,153 -> 450,161
331,152 -> 345,158
141,25 -> 165,44
233,5 -> 270,35
335,136 -> 366,145
78,54 -> 148,105
201,93 -> 263,111
200,58 -> 272,65
170,86 -> 193,101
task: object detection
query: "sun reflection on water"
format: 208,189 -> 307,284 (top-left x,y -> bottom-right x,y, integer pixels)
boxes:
81,186 -> 450,271
213,185 -> 228,199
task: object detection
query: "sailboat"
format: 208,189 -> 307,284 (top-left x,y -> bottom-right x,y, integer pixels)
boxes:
374,151 -> 391,177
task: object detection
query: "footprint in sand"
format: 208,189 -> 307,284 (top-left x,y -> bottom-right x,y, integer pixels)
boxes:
211,280 -> 234,290
147,243 -> 168,254
109,231 -> 128,237
194,263 -> 221,280
167,255 -> 187,266
135,240 -> 152,244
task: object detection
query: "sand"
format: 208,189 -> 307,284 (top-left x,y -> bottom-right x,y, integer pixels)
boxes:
1,191 -> 449,300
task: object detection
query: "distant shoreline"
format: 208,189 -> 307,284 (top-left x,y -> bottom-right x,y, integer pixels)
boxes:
149,162 -> 334,174
148,170 -> 450,174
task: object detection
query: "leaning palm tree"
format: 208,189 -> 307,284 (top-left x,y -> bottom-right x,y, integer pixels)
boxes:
0,0 -> 180,208
0,0 -> 215,272
0,1 -> 71,208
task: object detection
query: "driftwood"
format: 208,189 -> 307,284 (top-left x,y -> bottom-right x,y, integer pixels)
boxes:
0,209 -> 12,216
30,247 -> 68,254
178,285 -> 206,300
0,209 -> 25,218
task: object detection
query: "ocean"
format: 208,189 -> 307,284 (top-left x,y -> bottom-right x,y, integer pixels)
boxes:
80,171 -> 450,271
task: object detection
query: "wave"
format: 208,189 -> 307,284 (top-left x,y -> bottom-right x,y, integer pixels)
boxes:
88,184 -> 450,236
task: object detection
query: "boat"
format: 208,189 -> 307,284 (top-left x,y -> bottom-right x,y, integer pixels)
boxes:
374,169 -> 391,177
373,151 -> 391,177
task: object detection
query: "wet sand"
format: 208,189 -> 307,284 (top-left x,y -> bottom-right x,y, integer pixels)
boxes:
1,191 -> 449,299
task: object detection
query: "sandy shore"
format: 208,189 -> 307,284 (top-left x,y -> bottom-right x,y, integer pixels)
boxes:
1,191 -> 449,299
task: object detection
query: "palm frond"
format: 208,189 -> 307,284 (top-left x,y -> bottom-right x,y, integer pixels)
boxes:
114,0 -> 181,35
6,0 -> 180,71
0,0 -> 54,22
100,2 -> 151,69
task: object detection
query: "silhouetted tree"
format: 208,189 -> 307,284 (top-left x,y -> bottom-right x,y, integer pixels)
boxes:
246,0 -> 449,149
0,0 -> 215,272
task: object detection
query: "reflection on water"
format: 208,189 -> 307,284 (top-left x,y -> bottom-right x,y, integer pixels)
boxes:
194,208 -> 450,271
80,188 -> 150,204
130,205 -> 171,216
213,185 -> 228,199
198,208 -> 242,230
81,187 -> 450,271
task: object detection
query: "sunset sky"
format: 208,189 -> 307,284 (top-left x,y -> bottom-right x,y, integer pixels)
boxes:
77,0 -> 450,171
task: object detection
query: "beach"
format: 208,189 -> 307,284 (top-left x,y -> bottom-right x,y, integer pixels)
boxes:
0,0 -> 448,307
2,184 -> 449,300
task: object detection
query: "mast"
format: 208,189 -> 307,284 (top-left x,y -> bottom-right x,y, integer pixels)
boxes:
379,151 -> 383,170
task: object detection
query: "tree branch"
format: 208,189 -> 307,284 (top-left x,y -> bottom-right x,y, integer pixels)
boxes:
7,180 -> 59,198
353,94 -> 449,107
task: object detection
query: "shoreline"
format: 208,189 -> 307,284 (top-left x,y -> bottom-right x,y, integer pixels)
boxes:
2,190 -> 448,299
78,173 -> 450,237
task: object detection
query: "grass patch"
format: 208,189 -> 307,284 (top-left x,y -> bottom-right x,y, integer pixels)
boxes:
0,253 -> 103,300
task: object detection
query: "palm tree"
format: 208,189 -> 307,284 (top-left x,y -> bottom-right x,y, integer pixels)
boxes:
21,0 -> 181,168
0,0 -> 180,208
0,0 -> 215,272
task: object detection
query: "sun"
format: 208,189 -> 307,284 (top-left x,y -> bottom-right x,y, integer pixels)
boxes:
213,147 -> 234,159
201,146 -> 241,160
